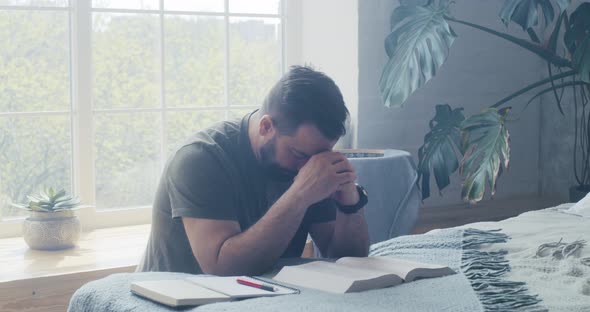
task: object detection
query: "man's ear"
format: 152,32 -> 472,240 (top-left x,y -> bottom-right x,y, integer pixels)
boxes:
258,115 -> 275,136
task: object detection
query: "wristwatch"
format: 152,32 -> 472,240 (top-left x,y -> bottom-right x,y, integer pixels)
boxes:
337,184 -> 368,214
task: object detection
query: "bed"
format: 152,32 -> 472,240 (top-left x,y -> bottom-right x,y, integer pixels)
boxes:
67,203 -> 590,312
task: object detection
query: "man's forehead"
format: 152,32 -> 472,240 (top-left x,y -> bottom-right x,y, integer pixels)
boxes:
287,124 -> 336,155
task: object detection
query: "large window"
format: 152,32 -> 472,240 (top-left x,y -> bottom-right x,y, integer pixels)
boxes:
0,0 -> 286,236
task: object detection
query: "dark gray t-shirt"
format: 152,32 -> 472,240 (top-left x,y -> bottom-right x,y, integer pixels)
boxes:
137,111 -> 337,274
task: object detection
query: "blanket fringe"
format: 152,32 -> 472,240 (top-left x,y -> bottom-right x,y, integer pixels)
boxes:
462,229 -> 547,312
463,229 -> 509,249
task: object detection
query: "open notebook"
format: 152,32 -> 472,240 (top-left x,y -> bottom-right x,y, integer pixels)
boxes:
273,256 -> 455,293
130,276 -> 298,307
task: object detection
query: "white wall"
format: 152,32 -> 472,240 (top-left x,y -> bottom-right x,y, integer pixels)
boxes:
295,0 -> 358,148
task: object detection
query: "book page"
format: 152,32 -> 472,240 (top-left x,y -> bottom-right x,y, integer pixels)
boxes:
285,261 -> 402,279
336,257 -> 453,281
273,261 -> 402,293
186,276 -> 296,298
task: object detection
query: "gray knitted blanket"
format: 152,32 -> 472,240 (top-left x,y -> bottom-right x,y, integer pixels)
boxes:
68,228 -> 545,312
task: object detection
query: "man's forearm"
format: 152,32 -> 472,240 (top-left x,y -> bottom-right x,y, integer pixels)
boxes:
212,189 -> 309,275
326,209 -> 370,258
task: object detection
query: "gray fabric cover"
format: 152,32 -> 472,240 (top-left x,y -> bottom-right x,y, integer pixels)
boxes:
69,225 -> 548,312
347,149 -> 421,243
68,229 -> 483,312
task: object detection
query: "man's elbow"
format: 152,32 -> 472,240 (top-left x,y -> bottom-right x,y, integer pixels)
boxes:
346,245 -> 370,258
326,244 -> 369,258
199,258 -> 268,276
197,254 -> 243,276
334,237 -> 370,258
200,264 -> 234,276
360,244 -> 370,257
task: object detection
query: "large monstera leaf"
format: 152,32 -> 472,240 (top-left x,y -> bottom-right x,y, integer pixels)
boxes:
573,37 -> 590,83
379,0 -> 457,108
499,0 -> 570,31
460,108 -> 511,203
565,3 -> 590,83
418,104 -> 465,200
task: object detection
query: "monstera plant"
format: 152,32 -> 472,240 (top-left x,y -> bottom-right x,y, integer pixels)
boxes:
380,0 -> 590,203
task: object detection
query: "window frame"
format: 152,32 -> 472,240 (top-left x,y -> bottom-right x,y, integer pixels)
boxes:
0,0 -> 299,238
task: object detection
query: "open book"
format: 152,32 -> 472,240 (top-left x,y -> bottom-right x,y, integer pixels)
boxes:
130,276 -> 298,307
273,256 -> 455,294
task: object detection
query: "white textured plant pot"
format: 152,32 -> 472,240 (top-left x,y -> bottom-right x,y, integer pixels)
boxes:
22,210 -> 81,250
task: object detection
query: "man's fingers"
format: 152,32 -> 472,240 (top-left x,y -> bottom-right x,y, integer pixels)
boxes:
320,153 -> 353,172
331,155 -> 348,165
313,151 -> 347,164
337,181 -> 355,190
336,171 -> 356,184
333,160 -> 354,174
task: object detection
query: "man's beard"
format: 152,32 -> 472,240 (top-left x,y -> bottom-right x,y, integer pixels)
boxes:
259,137 -> 297,182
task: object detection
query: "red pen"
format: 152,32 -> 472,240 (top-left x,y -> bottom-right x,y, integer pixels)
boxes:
236,278 -> 278,292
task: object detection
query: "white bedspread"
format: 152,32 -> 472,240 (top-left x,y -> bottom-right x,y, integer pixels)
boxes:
68,203 -> 589,312
455,204 -> 590,312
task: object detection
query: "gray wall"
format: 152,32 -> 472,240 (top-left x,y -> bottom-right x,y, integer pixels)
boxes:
539,0 -> 586,202
357,0 -> 547,207
540,92 -> 577,202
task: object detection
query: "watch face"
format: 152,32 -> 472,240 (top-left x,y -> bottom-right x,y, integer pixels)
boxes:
360,186 -> 368,196
358,185 -> 368,205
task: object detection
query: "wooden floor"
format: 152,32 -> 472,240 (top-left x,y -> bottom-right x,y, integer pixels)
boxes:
412,195 -> 564,234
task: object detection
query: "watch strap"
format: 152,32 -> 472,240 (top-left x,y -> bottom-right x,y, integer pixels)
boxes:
337,184 -> 368,214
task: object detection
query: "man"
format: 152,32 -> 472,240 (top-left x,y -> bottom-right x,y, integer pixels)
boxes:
138,66 -> 369,276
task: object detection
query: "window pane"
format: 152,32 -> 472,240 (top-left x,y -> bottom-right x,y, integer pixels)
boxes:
229,17 -> 281,106
0,0 -> 68,7
229,108 -> 254,120
0,11 -> 70,112
94,113 -> 160,210
166,110 -> 224,153
92,0 -> 158,10
229,0 -> 280,14
164,0 -> 223,12
165,16 -> 224,108
0,115 -> 72,219
93,13 -> 160,109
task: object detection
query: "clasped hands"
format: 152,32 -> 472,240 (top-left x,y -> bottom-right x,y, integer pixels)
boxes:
291,151 -> 359,208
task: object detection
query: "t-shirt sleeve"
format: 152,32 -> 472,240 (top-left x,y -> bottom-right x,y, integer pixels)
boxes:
305,198 -> 337,224
166,144 -> 237,221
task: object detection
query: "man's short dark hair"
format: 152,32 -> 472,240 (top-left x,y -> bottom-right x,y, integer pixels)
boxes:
260,65 -> 349,141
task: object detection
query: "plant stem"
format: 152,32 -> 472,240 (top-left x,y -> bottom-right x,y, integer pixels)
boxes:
527,28 -> 540,44
574,78 -> 582,186
580,87 -> 590,185
547,62 -> 565,115
491,70 -> 577,108
447,17 -> 572,68
521,80 -> 587,113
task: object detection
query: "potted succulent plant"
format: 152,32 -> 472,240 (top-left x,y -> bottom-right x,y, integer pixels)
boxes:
12,187 -> 83,250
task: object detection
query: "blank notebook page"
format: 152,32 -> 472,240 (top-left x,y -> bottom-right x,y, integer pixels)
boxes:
187,276 -> 296,298
134,279 -> 230,301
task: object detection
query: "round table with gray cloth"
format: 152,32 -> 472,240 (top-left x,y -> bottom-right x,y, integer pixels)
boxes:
344,149 -> 421,243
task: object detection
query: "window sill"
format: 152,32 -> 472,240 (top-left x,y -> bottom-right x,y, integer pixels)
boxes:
0,206 -> 152,238
0,224 -> 150,312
